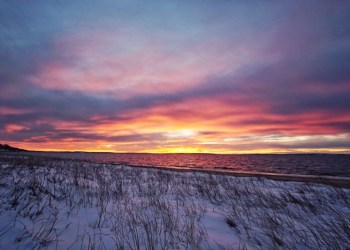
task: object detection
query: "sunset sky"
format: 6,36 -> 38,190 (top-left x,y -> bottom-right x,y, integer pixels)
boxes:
1,1 -> 350,153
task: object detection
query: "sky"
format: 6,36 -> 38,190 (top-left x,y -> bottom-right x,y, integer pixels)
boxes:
1,0 -> 350,153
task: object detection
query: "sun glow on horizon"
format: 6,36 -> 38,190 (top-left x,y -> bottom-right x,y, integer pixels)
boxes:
165,129 -> 198,139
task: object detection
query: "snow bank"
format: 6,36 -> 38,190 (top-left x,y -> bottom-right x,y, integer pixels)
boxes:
0,154 -> 349,249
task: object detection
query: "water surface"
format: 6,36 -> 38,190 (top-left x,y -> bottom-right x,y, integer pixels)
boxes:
19,152 -> 350,177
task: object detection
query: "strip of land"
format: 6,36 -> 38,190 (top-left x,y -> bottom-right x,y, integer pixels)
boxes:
110,163 -> 350,188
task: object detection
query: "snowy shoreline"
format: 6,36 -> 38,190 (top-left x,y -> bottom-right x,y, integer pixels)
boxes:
107,163 -> 350,188
0,154 -> 349,249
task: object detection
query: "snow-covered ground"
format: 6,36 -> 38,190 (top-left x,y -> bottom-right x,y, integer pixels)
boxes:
0,154 -> 349,249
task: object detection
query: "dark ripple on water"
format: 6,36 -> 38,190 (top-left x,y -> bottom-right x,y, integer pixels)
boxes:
20,152 -> 350,177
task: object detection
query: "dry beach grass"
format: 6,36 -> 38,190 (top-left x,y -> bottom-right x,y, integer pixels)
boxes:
0,154 -> 349,249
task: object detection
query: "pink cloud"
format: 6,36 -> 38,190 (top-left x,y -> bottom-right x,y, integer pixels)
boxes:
29,28 -> 266,99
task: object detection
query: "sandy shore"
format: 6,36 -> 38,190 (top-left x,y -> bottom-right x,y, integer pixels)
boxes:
109,163 -> 350,188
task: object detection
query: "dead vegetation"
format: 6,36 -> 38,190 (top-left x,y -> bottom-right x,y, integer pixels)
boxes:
0,154 -> 349,249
